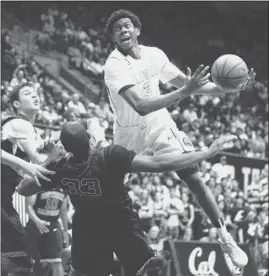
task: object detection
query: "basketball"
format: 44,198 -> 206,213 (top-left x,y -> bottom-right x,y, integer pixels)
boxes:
211,54 -> 249,92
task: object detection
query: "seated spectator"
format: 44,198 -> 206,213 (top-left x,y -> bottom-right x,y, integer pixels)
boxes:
10,68 -> 27,88
67,93 -> 87,116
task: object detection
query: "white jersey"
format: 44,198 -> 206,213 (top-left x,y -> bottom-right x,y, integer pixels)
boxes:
104,45 -> 181,133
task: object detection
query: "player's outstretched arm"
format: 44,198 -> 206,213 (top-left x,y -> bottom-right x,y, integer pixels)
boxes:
130,135 -> 236,173
1,149 -> 55,183
169,68 -> 256,96
120,65 -> 210,116
16,174 -> 46,196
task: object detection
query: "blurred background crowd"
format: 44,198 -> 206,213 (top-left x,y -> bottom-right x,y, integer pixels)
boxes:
1,2 -> 268,275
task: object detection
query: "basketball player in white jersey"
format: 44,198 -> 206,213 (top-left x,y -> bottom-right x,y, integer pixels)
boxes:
1,82 -> 57,275
1,130 -> 55,185
104,9 -> 255,270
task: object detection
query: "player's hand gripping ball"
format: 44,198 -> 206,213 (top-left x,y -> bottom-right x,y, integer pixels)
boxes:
211,54 -> 255,92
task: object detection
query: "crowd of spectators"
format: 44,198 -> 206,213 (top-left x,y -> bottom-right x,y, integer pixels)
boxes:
1,6 -> 268,274
1,30 -> 114,133
127,163 -> 268,271
36,7 -> 111,79
34,6 -> 269,159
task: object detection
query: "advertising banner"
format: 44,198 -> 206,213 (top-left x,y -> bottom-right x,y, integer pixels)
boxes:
163,240 -> 259,276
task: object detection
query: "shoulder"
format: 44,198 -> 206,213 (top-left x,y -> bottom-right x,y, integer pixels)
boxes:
104,50 -> 129,72
142,45 -> 166,56
3,118 -> 33,134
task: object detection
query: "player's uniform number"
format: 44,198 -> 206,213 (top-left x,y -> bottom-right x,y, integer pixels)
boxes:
61,178 -> 102,197
45,198 -> 59,210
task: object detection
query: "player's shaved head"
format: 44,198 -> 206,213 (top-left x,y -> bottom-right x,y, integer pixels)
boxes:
106,9 -> 142,35
60,122 -> 90,158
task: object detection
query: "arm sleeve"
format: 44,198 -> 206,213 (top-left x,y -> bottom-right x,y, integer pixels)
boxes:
104,57 -> 136,94
106,145 -> 136,175
155,48 -> 181,84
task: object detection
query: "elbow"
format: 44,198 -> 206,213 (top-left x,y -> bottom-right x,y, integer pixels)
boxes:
134,103 -> 149,116
137,109 -> 148,116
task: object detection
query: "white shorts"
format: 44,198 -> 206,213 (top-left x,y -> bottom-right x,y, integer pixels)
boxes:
114,124 -> 195,155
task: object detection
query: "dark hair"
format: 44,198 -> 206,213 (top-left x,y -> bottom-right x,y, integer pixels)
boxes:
106,9 -> 142,35
60,122 -> 90,158
9,82 -> 34,113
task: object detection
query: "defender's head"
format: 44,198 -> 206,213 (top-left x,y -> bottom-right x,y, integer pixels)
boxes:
9,82 -> 40,113
106,9 -> 142,51
60,122 -> 90,158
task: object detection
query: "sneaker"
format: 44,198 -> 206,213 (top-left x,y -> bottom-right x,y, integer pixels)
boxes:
218,233 -> 248,268
136,256 -> 164,276
223,253 -> 244,276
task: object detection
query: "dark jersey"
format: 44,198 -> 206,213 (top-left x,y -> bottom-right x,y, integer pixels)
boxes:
41,145 -> 136,224
1,114 -> 35,207
33,188 -> 66,223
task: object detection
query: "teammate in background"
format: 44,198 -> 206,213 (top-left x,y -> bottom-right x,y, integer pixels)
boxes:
1,82 -> 58,275
26,189 -> 68,276
104,9 -> 256,269
17,120 -> 237,276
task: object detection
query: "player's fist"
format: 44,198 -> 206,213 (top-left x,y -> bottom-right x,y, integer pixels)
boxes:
184,65 -> 211,94
209,135 -> 237,157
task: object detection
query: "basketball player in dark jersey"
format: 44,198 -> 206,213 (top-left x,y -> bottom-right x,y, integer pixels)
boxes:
1,82 -> 58,275
26,188 -> 68,276
17,120 -> 237,276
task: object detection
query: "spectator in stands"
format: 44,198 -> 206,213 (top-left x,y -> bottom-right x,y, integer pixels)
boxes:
31,73 -> 41,91
94,97 -> 113,129
128,182 -> 141,212
211,155 -> 231,183
166,187 -> 184,240
152,191 -> 167,232
67,93 -> 86,116
10,68 -> 27,88
182,103 -> 198,123
178,192 -> 194,240
138,189 -> 154,233
146,226 -> 165,255
152,175 -> 170,202
200,227 -> 218,242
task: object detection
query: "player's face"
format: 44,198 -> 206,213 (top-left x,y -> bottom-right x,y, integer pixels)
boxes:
112,18 -> 140,50
17,86 -> 40,112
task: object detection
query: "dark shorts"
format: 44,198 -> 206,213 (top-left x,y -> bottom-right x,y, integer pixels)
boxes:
26,220 -> 63,263
71,211 -> 154,276
1,206 -> 33,273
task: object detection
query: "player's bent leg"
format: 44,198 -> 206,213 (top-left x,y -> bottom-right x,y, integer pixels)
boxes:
153,128 -> 248,268
114,212 -> 165,276
179,171 -> 248,268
